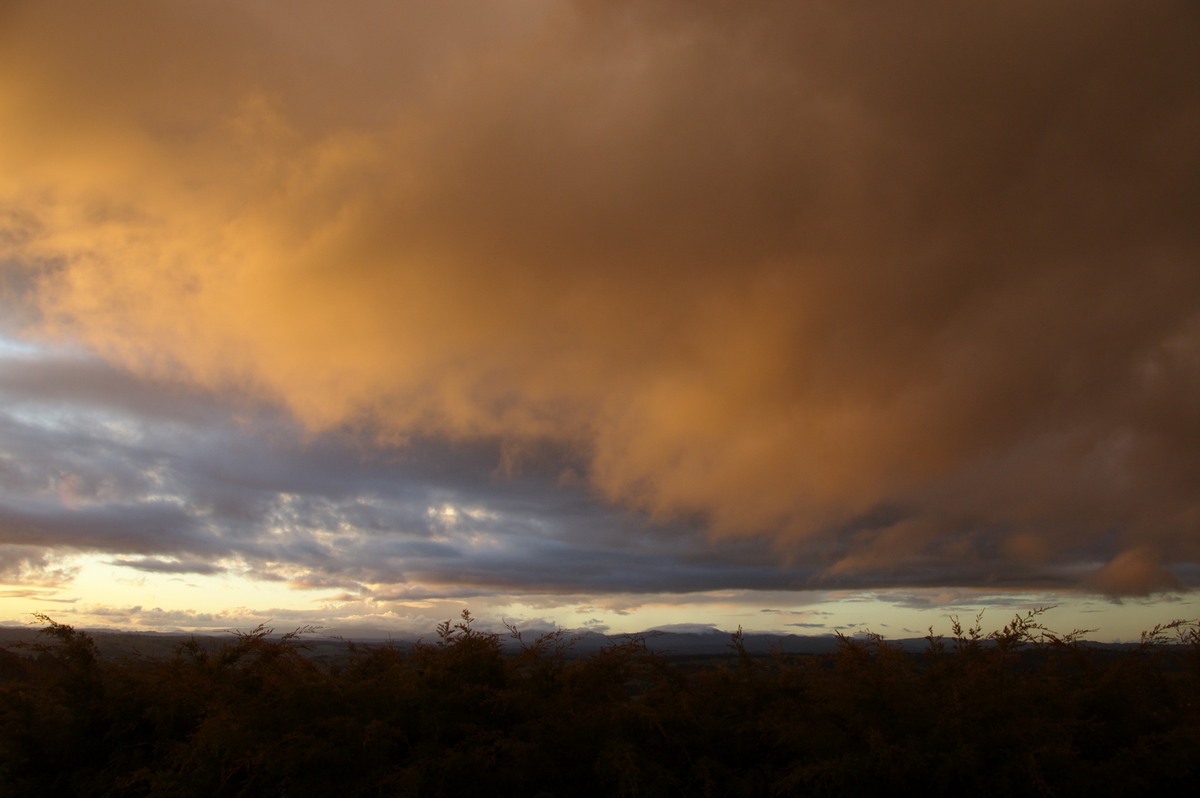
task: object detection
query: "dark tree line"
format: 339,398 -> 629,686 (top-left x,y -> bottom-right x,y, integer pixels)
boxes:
1,609 -> 1198,797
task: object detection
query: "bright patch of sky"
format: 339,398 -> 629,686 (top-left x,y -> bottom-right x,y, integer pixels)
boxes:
5,552 -> 1191,644
0,335 -> 42,358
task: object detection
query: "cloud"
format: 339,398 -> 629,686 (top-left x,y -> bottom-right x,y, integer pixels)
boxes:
1,1 -> 1198,594
646,623 -> 722,635
0,544 -> 79,587
108,558 -> 226,576
1087,548 -> 1181,597
0,349 -> 813,600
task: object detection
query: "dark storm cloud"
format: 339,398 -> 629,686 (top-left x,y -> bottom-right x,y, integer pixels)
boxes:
0,349 -> 814,596
0,1 -> 1198,595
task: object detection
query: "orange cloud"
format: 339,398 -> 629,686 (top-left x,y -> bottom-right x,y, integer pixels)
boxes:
1088,548 -> 1180,597
2,1 -> 1198,591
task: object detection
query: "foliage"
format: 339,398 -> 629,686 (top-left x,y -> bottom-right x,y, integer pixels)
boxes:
0,610 -> 1198,796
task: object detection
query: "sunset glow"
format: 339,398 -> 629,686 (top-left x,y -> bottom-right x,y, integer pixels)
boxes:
2,1 -> 1199,642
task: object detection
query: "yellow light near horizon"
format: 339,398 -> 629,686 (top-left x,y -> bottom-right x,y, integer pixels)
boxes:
0,554 -> 333,631
1,552 -> 1195,644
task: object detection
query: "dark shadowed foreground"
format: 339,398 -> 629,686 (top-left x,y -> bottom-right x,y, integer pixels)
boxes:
1,610 -> 1198,796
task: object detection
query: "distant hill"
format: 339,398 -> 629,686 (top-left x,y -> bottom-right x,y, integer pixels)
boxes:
0,623 -> 1134,662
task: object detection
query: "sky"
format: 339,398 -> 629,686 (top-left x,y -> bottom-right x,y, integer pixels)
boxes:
1,0 -> 1198,642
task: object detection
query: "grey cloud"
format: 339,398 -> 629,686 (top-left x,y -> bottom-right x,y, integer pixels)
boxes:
0,544 -> 79,586
108,558 -> 226,576
0,500 -> 214,557
0,351 -> 812,596
646,623 -> 721,635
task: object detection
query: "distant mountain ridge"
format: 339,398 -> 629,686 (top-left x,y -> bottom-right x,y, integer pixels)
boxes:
0,623 -> 1135,661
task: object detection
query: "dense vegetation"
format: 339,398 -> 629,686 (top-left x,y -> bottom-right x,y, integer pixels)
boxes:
1,609 -> 1198,797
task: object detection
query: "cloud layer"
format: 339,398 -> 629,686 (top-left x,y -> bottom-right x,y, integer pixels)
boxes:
0,349 -> 818,604
2,1 -> 1199,593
